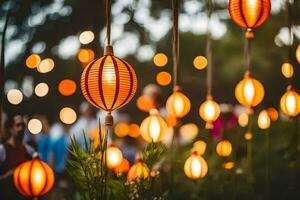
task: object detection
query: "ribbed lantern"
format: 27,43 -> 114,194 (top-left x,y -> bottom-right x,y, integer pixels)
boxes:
199,95 -> 220,129
127,160 -> 150,182
281,63 -> 294,79
258,109 -> 271,130
235,72 -> 264,108
166,86 -> 191,119
216,140 -> 232,157
280,86 -> 300,117
81,46 -> 137,112
228,0 -> 271,38
140,109 -> 168,143
13,156 -> 54,198
184,152 -> 208,180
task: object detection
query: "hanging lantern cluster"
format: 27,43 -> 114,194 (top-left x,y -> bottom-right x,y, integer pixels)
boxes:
127,160 -> 150,182
216,140 -> 232,157
184,151 -> 208,180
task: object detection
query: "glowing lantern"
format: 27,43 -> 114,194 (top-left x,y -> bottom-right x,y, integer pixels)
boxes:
223,161 -> 235,170
199,95 -> 220,129
114,159 -> 130,174
79,30 -> 95,45
258,109 -> 271,130
179,123 -> 199,143
184,152 -> 208,180
136,95 -> 154,112
77,49 -> 95,63
165,115 -> 178,127
58,79 -> 77,96
59,107 -> 77,125
35,82 -> 49,97
7,89 -> 23,105
140,109 -> 168,143
26,54 -> 41,69
166,87 -> 191,118
267,107 -> 278,121
244,132 -> 253,140
37,58 -> 54,73
13,156 -> 54,198
153,53 -> 168,67
296,44 -> 300,64
127,160 -> 149,182
193,56 -> 208,70
128,124 -> 140,138
81,46 -> 137,112
192,140 -> 207,156
28,119 -> 42,135
114,122 -> 129,137
156,71 -> 172,86
106,145 -> 123,169
238,112 -> 249,127
228,0 -> 271,38
216,140 -> 232,157
235,72 -> 264,108
280,86 -> 300,117
281,63 -> 294,78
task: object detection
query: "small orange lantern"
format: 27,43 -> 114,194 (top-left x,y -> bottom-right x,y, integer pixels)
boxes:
199,95 -> 220,129
13,156 -> 54,198
216,140 -> 232,157
114,158 -> 130,174
140,109 -> 168,143
281,63 -> 294,78
280,85 -> 300,117
184,152 -> 208,180
106,145 -> 123,169
228,0 -> 271,38
81,46 -> 137,112
267,107 -> 278,121
296,44 -> 300,64
192,140 -> 207,156
166,86 -> 191,118
235,72 -> 264,108
58,79 -> 77,96
258,109 -> 271,130
127,160 -> 149,182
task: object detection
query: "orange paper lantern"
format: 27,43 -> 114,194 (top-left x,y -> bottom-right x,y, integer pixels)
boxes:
114,159 -> 130,174
58,79 -> 77,96
81,46 -> 137,112
166,87 -> 191,118
184,152 -> 208,180
229,0 -> 271,38
199,95 -> 220,129
127,160 -> 149,182
280,86 -> 300,117
216,140 -> 232,157
13,157 -> 54,198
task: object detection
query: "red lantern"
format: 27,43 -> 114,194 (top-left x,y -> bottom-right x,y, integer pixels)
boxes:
229,0 -> 271,38
13,157 -> 54,198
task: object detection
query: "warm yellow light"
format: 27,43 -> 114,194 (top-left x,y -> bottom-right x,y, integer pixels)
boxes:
156,71 -> 172,86
37,58 -> 54,73
281,63 -> 294,78
216,140 -> 232,157
244,132 -> 253,140
184,153 -> 208,180
192,140 -> 207,156
153,53 -> 168,67
114,122 -> 129,137
35,82 -> 49,97
7,89 -> 23,105
136,95 -> 154,112
280,86 -> 300,117
223,161 -> 235,170
26,54 -> 41,69
267,107 -> 278,121
79,31 -> 95,45
106,146 -> 123,169
193,56 -> 208,70
166,89 -> 191,118
199,96 -> 220,129
28,119 -> 43,135
127,160 -> 149,182
59,107 -> 77,125
258,110 -> 271,130
128,124 -> 140,138
77,49 -> 95,63
238,112 -> 249,127
296,44 -> 300,64
140,109 -> 168,143
179,123 -> 199,143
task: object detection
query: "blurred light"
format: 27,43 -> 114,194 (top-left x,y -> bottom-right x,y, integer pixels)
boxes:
179,123 -> 199,144
165,115 -> 178,127
59,107 -> 77,125
244,132 -> 252,140
281,63 -> 294,78
35,82 -> 49,97
193,56 -> 207,70
192,140 -> 207,156
114,123 -> 129,137
79,31 -> 95,45
58,79 -> 76,96
26,54 -> 41,69
128,124 -> 140,138
238,112 -> 248,127
258,110 -> 271,130
156,71 -> 172,86
37,58 -> 54,73
136,95 -> 154,112
31,42 -> 46,54
223,162 -> 235,170
297,44 -> 300,64
106,146 -> 123,169
216,140 -> 232,157
7,89 -> 23,105
153,53 -> 168,67
28,118 -> 42,134
77,49 -> 95,63
267,107 -> 278,121
21,76 -> 34,98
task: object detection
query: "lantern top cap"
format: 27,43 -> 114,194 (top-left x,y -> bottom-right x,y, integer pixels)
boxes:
244,70 -> 251,78
32,152 -> 39,159
206,95 -> 213,100
149,108 -> 159,115
173,85 -> 182,92
104,45 -> 114,56
287,84 -> 293,91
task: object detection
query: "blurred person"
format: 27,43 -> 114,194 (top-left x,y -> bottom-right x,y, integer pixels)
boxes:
0,114 -> 35,200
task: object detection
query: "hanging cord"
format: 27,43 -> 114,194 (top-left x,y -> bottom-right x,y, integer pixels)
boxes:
286,0 -> 293,85
206,0 -> 213,96
244,37 -> 251,73
105,0 -> 112,46
172,0 -> 179,88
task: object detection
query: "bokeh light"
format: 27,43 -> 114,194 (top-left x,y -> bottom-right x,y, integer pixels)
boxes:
59,107 -> 77,125
26,54 -> 41,69
258,109 -> 271,130
37,58 -> 55,73
58,79 -> 77,96
296,44 -> 300,64
267,107 -> 278,121
77,49 -> 95,63
281,63 -> 294,78
156,71 -> 172,86
79,31 -> 95,45
179,123 -> 199,143
223,162 -> 235,170
114,123 -> 129,137
35,82 -> 49,97
153,53 -> 168,67
7,89 -> 23,105
136,95 -> 154,112
28,118 -> 43,134
193,56 -> 208,70
244,132 -> 253,140
128,123 -> 140,138
192,140 -> 207,156
238,112 -> 248,127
